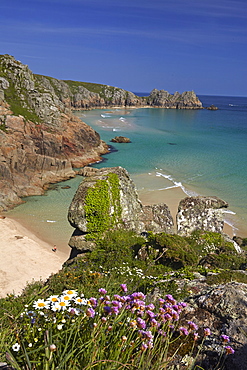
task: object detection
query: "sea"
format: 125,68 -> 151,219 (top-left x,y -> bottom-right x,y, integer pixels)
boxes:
7,95 -> 247,255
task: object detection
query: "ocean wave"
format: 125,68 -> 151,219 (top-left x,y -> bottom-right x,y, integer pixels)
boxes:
119,117 -> 126,122
155,171 -> 197,197
223,210 -> 236,215
101,114 -> 111,118
113,128 -> 121,131
46,220 -> 56,223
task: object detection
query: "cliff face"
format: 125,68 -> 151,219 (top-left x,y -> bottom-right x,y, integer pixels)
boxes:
0,54 -> 203,210
0,55 -> 109,210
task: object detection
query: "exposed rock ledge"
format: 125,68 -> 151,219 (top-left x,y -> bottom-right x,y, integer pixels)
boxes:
67,166 -> 235,258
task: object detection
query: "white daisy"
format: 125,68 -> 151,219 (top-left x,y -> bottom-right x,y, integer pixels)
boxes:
73,296 -> 88,305
46,295 -> 60,303
52,300 -> 70,312
62,290 -> 78,298
33,299 -> 49,310
12,343 -> 20,352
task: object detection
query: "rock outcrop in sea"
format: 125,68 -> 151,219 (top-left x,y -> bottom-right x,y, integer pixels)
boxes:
0,54 -> 203,210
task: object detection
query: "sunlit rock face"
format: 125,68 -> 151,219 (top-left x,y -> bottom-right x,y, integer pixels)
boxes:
176,196 -> 228,236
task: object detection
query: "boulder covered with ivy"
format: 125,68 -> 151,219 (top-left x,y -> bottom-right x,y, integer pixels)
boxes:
67,166 -> 174,256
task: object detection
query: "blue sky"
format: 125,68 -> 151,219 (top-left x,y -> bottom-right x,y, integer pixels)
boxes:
1,0 -> 246,96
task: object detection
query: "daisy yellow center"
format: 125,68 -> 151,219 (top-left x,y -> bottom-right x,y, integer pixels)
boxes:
64,296 -> 70,300
67,290 -> 73,294
51,298 -> 58,302
38,302 -> 45,307
59,302 -> 66,306
77,299 -> 82,303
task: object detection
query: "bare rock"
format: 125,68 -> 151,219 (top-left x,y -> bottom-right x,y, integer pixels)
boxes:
68,166 -> 174,246
110,136 -> 131,143
176,196 -> 228,236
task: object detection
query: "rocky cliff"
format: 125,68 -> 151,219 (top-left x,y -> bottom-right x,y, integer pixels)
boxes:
0,55 -> 109,210
0,54 -> 203,210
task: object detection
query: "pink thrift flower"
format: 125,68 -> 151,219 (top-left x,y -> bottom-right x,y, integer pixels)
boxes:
120,284 -> 128,292
225,346 -> 235,355
204,328 -> 211,336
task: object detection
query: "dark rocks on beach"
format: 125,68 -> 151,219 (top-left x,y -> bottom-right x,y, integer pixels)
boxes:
110,136 -> 131,143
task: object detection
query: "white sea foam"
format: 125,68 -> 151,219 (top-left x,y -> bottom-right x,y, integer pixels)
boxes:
223,210 -> 236,215
101,114 -> 112,118
47,220 -> 56,223
155,171 -> 198,197
113,128 -> 121,132
119,117 -> 126,122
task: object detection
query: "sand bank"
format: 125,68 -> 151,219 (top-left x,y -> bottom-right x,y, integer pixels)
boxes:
0,217 -> 67,298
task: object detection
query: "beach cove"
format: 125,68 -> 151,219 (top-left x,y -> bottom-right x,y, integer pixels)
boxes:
3,94 -> 247,296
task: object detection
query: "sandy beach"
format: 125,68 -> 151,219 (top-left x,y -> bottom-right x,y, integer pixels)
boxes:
0,217 -> 67,298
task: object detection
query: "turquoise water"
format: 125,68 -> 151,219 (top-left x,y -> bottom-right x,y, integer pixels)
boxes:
7,95 -> 247,253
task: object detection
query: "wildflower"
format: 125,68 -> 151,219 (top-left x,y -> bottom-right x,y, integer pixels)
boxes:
34,338 -> 38,343
62,290 -> 77,298
122,336 -> 127,342
221,334 -> 230,343
225,346 -> 235,355
141,343 -> 148,351
74,296 -> 87,305
86,307 -> 95,318
111,306 -> 119,315
165,294 -> 176,304
158,298 -> 165,306
136,318 -> 146,330
101,317 -> 107,323
194,332 -> 199,341
204,328 -> 211,337
89,297 -> 98,308
129,320 -> 137,328
46,295 -> 60,303
188,321 -> 198,331
68,307 -> 80,316
103,306 -> 111,315
93,323 -> 97,328
164,313 -> 172,321
12,343 -> 20,352
49,344 -> 56,352
57,324 -> 63,330
33,299 -> 49,310
158,329 -> 166,337
120,284 -> 128,292
52,300 -> 70,311
26,310 -> 36,317
28,343 -> 32,348
150,318 -> 159,327
146,303 -> 155,311
99,288 -> 107,295
180,327 -> 189,336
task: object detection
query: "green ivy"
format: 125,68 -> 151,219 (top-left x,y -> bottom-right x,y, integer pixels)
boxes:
84,173 -> 122,240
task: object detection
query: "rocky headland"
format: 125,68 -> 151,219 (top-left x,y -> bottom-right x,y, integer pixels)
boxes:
0,54 -> 203,210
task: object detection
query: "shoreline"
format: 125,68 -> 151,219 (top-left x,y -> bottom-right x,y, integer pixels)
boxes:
0,217 -> 66,298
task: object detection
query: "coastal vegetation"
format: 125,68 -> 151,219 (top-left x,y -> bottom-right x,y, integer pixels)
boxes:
0,229 -> 245,369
